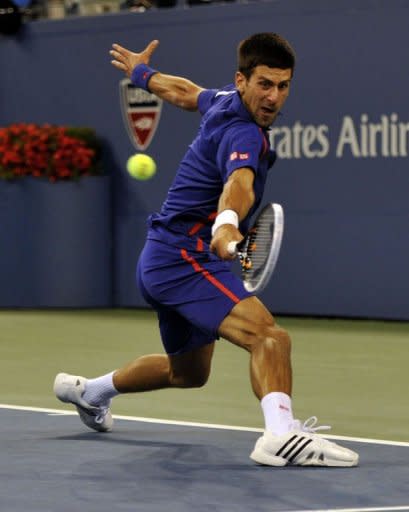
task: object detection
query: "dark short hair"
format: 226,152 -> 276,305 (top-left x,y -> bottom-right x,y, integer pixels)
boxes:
238,33 -> 296,78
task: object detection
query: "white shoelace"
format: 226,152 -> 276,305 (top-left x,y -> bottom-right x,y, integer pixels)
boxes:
292,416 -> 331,433
94,405 -> 110,424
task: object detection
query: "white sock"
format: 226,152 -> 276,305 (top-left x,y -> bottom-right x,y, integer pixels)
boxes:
261,391 -> 295,436
82,371 -> 119,406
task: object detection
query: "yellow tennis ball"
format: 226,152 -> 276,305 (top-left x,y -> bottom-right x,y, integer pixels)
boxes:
126,154 -> 156,180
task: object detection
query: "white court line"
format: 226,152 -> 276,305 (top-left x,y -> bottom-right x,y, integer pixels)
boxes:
0,403 -> 408,447
1,404 -> 408,512
287,507 -> 409,512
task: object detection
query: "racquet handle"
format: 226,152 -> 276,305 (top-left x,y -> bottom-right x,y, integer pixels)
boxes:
227,241 -> 240,256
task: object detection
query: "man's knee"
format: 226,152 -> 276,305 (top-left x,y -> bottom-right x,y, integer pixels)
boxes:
253,324 -> 292,355
168,343 -> 214,388
220,297 -> 291,352
265,326 -> 291,351
169,368 -> 210,388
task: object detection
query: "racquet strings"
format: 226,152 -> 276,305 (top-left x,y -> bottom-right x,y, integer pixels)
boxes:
240,208 -> 275,284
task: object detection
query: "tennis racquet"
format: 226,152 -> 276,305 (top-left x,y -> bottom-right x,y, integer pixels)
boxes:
227,203 -> 284,293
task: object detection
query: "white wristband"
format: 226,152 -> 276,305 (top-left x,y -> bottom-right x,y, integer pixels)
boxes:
211,209 -> 239,236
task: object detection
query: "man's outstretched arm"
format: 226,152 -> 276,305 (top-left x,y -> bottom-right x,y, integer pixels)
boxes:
110,40 -> 204,111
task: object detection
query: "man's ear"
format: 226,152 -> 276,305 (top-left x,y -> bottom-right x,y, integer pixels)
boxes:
235,71 -> 246,94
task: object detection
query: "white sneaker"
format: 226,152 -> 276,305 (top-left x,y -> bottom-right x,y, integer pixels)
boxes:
53,373 -> 113,432
250,417 -> 359,467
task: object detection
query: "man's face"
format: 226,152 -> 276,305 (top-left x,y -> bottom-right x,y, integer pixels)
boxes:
235,65 -> 292,128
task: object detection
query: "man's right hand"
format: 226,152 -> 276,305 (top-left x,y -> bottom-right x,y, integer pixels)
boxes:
210,224 -> 243,260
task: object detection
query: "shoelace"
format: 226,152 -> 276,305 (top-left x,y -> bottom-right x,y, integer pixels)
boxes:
78,392 -> 111,424
293,416 -> 331,433
94,406 -> 109,424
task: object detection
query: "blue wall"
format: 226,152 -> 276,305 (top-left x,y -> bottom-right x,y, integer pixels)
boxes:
1,0 -> 409,318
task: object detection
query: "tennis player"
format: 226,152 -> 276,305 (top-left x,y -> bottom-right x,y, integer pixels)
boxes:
54,33 -> 358,467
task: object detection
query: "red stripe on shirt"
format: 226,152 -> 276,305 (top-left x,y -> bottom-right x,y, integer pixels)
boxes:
259,128 -> 268,157
196,237 -> 204,252
188,211 -> 218,236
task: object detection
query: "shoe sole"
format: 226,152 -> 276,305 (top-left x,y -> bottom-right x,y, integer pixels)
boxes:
54,373 -> 84,404
250,450 -> 287,466
250,449 -> 358,467
298,455 -> 358,467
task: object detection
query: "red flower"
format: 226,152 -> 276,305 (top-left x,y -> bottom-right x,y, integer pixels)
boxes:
0,123 -> 102,181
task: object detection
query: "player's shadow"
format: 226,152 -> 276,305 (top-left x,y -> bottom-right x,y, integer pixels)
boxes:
49,432 -> 334,471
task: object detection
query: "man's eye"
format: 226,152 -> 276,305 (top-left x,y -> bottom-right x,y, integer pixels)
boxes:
279,83 -> 289,90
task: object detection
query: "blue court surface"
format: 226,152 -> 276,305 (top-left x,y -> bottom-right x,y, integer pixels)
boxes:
1,405 -> 408,512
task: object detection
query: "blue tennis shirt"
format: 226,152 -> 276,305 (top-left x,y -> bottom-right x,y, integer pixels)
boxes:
148,85 -> 277,242
138,85 -> 276,350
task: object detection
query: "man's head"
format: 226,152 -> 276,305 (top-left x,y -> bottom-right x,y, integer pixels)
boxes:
235,33 -> 296,128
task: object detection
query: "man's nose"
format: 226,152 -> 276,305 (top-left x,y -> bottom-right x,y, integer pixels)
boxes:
267,86 -> 279,103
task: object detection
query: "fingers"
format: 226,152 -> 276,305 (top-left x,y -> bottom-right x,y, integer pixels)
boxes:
110,60 -> 127,72
110,40 -> 159,75
144,39 -> 159,59
110,53 -> 124,69
210,238 -> 237,260
111,43 -> 129,55
110,46 -> 129,63
227,241 -> 239,256
110,40 -> 159,61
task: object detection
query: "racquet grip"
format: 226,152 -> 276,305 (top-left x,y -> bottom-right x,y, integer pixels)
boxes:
227,241 -> 239,256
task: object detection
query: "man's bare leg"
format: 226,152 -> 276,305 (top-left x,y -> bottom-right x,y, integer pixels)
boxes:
218,296 -> 292,399
218,296 -> 358,467
112,342 -> 215,393
53,342 -> 214,433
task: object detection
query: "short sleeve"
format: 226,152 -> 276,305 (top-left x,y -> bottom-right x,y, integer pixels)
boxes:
197,89 -> 218,115
216,124 -> 264,183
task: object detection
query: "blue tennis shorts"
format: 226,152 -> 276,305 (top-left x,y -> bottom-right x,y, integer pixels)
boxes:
136,228 -> 252,355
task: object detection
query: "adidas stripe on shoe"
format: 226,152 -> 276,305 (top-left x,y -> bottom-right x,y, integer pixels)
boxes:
250,417 -> 359,467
